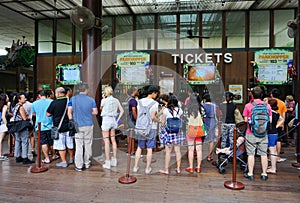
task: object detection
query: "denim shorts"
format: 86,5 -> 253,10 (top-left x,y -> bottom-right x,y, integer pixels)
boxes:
138,129 -> 156,149
268,134 -> 278,147
101,116 -> 117,131
53,131 -> 74,150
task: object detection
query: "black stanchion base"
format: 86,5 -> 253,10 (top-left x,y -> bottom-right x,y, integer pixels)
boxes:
292,162 -> 300,167
224,181 -> 244,190
30,166 -> 48,173
3,153 -> 14,157
119,175 -> 137,184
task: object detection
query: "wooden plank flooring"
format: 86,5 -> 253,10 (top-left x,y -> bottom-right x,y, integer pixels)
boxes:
1,133 -> 300,203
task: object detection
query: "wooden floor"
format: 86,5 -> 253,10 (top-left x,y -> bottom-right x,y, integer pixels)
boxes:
1,132 -> 300,203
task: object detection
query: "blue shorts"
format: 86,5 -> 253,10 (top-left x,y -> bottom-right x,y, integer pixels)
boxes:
138,129 -> 156,149
268,134 -> 278,147
40,130 -> 53,146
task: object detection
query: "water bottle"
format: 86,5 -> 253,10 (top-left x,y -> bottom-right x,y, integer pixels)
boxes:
248,118 -> 252,125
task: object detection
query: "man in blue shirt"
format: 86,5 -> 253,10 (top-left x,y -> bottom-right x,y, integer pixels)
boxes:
68,83 -> 98,171
32,90 -> 54,164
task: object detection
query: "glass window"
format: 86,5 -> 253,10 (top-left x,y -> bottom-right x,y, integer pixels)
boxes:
102,16 -> 112,51
158,15 -> 176,50
180,14 -> 199,49
136,15 -> 154,50
75,27 -> 82,53
115,16 -> 133,51
38,20 -> 53,53
202,12 -> 222,49
274,10 -> 294,47
57,19 -> 72,53
250,11 -> 269,48
226,12 -> 245,48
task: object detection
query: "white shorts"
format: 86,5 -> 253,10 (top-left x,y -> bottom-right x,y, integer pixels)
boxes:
101,116 -> 117,131
53,131 -> 74,150
0,124 -> 7,133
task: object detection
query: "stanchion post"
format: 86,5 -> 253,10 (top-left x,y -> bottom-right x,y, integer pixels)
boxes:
119,129 -> 137,184
31,122 -> 48,173
224,128 -> 244,190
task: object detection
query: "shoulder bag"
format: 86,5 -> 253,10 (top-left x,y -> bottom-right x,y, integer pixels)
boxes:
7,105 -> 32,134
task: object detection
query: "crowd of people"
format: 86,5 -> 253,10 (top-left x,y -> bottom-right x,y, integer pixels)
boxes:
0,84 -> 298,182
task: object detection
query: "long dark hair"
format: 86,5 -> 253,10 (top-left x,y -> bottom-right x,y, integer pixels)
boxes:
166,93 -> 179,114
187,93 -> 200,119
0,93 -> 8,112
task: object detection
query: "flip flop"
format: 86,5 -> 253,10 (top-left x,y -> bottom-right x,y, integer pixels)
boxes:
207,156 -> 213,162
52,155 -> 59,161
42,159 -> 51,164
159,169 -> 169,175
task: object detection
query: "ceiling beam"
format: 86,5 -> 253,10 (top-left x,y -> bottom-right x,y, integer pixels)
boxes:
0,3 -> 35,20
121,0 -> 134,15
18,1 -> 50,18
42,0 -> 69,18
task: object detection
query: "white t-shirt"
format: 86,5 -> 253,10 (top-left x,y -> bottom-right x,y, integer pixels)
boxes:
138,97 -> 159,129
163,107 -> 183,119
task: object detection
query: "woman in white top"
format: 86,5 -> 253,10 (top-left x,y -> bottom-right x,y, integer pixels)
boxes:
159,94 -> 184,174
100,86 -> 124,170
0,94 -> 9,160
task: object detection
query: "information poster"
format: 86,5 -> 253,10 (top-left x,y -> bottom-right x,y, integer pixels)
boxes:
229,84 -> 243,104
254,49 -> 293,84
159,77 -> 174,95
117,51 -> 150,85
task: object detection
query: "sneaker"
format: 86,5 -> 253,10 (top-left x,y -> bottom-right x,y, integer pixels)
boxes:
56,162 -> 68,168
130,154 -> 136,159
244,173 -> 254,181
75,167 -> 83,172
69,159 -> 74,164
23,158 -> 34,165
277,158 -> 287,163
0,156 -> 8,161
261,174 -> 268,181
16,156 -> 23,163
85,164 -> 91,169
145,167 -> 152,174
103,160 -> 111,169
132,166 -> 139,173
111,158 -> 117,167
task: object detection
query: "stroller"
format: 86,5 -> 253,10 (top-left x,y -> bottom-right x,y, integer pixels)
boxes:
216,122 -> 248,174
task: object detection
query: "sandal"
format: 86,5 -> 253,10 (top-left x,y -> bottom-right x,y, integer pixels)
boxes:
207,156 -> 213,162
159,169 -> 169,175
175,169 -> 181,174
42,159 -> 51,164
266,169 -> 277,175
52,155 -> 59,161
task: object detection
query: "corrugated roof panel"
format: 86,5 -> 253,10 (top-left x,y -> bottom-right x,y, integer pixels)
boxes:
22,1 -> 52,11
2,2 -> 29,12
105,7 -> 130,15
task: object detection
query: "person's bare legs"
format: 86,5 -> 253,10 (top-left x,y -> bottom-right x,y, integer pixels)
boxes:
187,142 -> 194,168
276,141 -> 282,161
195,142 -> 202,168
163,145 -> 171,172
174,145 -> 181,172
133,147 -> 142,169
41,144 -> 50,162
268,146 -> 277,172
261,155 -> 268,174
247,155 -> 255,175
58,150 -> 67,163
102,130 -> 110,161
110,130 -> 117,159
146,148 -> 153,170
0,132 -> 6,157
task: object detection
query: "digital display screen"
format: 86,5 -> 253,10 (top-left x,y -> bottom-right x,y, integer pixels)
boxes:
56,64 -> 81,85
184,64 -> 216,84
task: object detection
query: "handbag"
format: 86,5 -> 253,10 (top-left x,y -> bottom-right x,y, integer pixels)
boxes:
188,125 -> 206,137
7,104 -> 33,134
234,108 -> 244,124
7,120 -> 32,134
51,98 -> 69,140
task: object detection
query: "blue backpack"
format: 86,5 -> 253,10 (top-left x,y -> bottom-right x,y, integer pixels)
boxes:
166,109 -> 182,134
251,102 -> 270,137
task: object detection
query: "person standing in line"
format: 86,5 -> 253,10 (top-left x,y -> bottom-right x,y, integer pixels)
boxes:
202,93 -> 218,162
32,90 -> 54,164
12,93 -> 34,164
243,86 -> 272,181
100,86 -> 124,169
132,85 -> 161,174
185,93 -> 204,173
47,87 -> 74,168
270,88 -> 287,162
23,92 -> 36,157
159,93 -> 184,174
68,83 -> 98,171
126,87 -> 139,158
0,93 -> 9,160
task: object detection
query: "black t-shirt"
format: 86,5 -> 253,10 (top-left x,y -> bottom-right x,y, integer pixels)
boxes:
220,102 -> 236,124
267,111 -> 279,134
47,97 -> 69,132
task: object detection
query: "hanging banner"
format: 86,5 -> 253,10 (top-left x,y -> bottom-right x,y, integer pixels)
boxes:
254,49 -> 293,85
117,51 -> 151,85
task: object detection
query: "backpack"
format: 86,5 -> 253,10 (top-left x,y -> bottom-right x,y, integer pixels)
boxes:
166,108 -> 182,133
251,102 -> 270,137
123,97 -> 136,129
135,100 -> 156,139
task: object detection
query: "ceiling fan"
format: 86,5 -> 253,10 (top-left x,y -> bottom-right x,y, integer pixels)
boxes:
180,29 -> 210,39
38,0 -> 72,46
